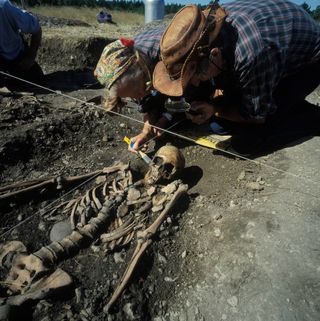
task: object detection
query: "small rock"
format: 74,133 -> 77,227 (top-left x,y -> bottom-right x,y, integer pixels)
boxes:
38,221 -> 46,231
114,252 -> 125,264
66,309 -> 74,319
148,284 -> 155,294
123,303 -> 135,320
158,253 -> 167,264
229,200 -> 236,208
246,182 -> 264,191
75,287 -> 82,304
91,245 -> 100,253
127,188 -> 140,202
49,219 -> 72,242
227,296 -> 238,307
153,317 -> 165,321
181,250 -> 187,259
213,227 -> 221,237
237,170 -> 246,181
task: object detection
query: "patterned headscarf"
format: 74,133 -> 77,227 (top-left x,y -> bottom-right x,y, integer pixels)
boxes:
94,38 -> 137,89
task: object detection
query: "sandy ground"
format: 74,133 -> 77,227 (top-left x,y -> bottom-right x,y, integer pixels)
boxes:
161,90 -> 320,321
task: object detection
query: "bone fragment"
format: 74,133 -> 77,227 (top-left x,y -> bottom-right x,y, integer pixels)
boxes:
152,205 -> 164,212
161,182 -> 178,194
92,187 -> 102,210
126,196 -> 151,206
152,193 -> 168,206
5,268 -> 72,307
0,241 -> 27,268
127,188 -> 140,202
147,186 -> 156,196
70,199 -> 80,230
100,220 -> 135,243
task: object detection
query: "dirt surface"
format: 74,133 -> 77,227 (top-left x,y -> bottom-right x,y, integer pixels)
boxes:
1,15 -> 320,321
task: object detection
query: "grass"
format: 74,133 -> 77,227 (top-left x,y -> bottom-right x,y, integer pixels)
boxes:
29,6 -> 144,26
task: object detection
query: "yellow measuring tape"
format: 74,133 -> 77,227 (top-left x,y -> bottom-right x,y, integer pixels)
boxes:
184,132 -> 232,151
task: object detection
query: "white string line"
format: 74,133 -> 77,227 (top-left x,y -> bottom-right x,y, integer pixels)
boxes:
1,71 -> 319,185
0,171 -> 103,239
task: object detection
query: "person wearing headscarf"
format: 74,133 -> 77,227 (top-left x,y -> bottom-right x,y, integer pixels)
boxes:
94,26 -> 170,150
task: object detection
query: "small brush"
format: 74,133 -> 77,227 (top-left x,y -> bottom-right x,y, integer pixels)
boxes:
123,136 -> 151,164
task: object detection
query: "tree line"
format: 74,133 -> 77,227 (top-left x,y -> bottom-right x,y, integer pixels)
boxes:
13,0 -> 320,19
301,2 -> 320,20
15,0 -> 184,14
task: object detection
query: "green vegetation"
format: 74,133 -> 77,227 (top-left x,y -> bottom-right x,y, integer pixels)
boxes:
14,0 -> 320,21
15,0 -> 184,15
301,2 -> 320,20
29,5 -> 144,25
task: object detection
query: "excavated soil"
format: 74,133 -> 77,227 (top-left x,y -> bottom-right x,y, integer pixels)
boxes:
0,76 -> 258,321
1,14 -> 319,321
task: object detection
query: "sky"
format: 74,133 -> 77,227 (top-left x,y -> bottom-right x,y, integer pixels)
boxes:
167,0 -> 319,10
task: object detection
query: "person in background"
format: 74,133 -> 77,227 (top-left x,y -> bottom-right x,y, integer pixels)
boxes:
0,0 -> 43,85
96,10 -> 112,24
153,0 -> 320,138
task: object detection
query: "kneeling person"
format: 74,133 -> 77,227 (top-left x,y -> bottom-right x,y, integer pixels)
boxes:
94,27 -> 171,150
0,0 -> 43,85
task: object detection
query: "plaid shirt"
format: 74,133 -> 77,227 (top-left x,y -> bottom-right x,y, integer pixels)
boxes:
220,0 -> 320,119
134,26 -> 165,69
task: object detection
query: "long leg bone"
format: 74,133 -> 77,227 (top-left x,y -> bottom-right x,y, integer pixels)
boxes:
104,183 -> 188,312
0,162 -> 129,204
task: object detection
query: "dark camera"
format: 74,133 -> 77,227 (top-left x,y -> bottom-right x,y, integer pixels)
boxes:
164,97 -> 191,113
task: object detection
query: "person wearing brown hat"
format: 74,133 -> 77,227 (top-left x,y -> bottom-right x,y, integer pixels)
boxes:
94,24 -> 214,151
153,0 -> 320,132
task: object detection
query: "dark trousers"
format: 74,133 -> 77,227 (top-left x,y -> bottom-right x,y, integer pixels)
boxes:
272,59 -> 320,118
218,60 -> 320,155
0,46 -> 43,87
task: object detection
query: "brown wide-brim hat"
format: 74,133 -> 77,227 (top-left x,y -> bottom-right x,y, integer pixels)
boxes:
153,3 -> 227,97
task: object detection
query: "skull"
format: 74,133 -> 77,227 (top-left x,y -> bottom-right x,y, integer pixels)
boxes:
144,145 -> 185,185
